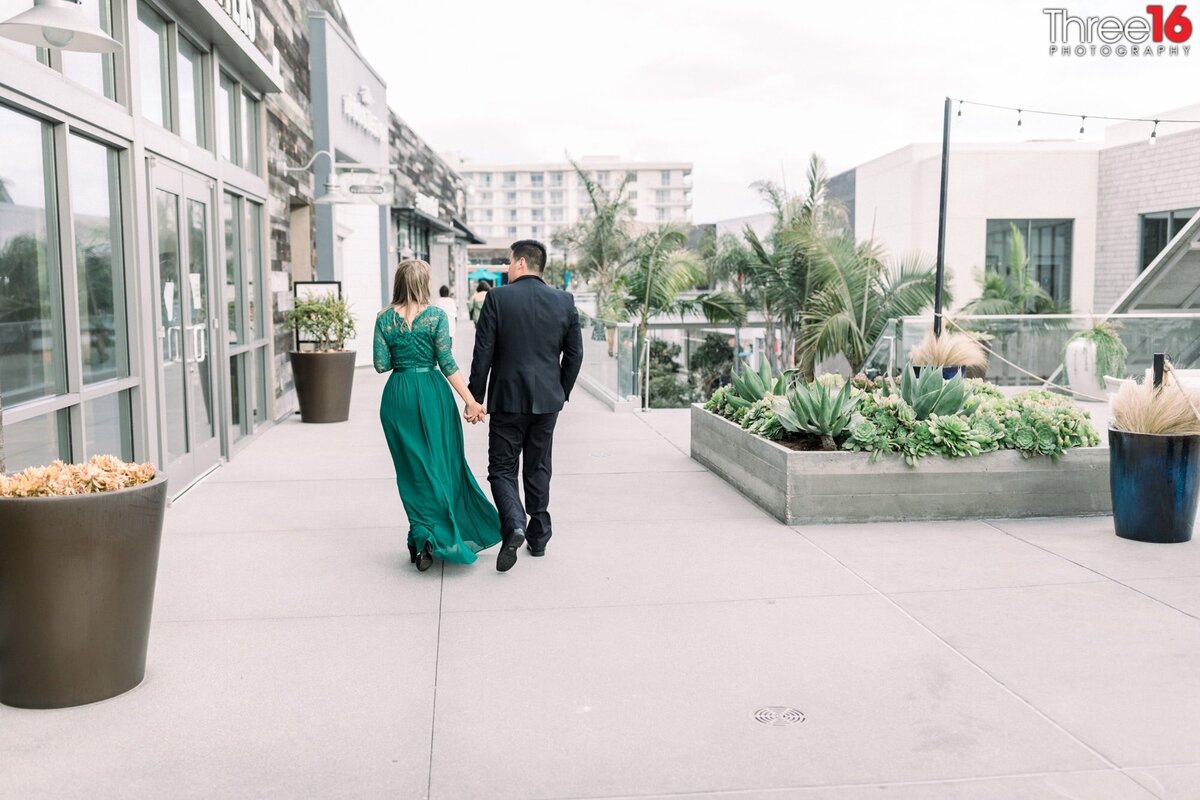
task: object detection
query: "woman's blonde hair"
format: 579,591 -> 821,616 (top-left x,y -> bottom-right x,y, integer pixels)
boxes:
391,259 -> 432,306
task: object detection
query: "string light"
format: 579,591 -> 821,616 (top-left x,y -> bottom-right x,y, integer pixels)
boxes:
952,99 -> 1200,148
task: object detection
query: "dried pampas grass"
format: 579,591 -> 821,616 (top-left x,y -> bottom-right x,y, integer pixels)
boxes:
909,331 -> 989,370
1110,380 -> 1200,436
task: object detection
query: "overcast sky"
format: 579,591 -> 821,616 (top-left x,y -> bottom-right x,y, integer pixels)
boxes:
337,0 -> 1196,222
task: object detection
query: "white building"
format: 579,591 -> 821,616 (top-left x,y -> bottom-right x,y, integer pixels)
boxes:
826,104 -> 1200,314
449,155 -> 693,250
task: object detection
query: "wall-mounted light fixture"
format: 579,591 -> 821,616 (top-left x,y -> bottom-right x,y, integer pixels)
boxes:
0,0 -> 120,52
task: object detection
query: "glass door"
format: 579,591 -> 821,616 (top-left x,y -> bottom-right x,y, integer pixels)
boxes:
151,163 -> 220,487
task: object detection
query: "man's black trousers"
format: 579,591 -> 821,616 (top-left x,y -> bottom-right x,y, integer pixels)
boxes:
487,411 -> 559,550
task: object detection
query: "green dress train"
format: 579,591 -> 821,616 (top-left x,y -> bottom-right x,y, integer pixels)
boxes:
373,305 -> 501,564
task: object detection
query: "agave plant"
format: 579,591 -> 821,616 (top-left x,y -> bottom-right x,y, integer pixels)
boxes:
896,363 -> 972,420
725,359 -> 795,413
772,379 -> 859,450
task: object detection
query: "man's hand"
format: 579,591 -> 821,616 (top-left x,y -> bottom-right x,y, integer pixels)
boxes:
464,401 -> 487,424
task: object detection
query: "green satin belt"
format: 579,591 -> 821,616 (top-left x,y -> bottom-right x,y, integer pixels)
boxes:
393,366 -> 434,374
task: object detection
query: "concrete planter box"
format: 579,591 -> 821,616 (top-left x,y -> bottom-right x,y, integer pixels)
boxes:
690,405 -> 1111,525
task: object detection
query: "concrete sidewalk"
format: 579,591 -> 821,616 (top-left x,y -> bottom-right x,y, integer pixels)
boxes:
3,352 -> 1200,798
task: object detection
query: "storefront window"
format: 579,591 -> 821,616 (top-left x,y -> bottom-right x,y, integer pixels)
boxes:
4,411 -> 70,471
241,92 -> 260,173
137,1 -> 172,128
61,0 -> 117,100
83,389 -> 133,460
0,106 -> 65,407
69,134 -> 127,385
177,36 -> 207,147
217,72 -> 239,164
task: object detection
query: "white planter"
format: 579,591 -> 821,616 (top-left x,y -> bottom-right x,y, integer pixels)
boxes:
1065,338 -> 1105,398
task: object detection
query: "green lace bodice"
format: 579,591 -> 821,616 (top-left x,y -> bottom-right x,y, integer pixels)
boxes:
373,306 -> 458,376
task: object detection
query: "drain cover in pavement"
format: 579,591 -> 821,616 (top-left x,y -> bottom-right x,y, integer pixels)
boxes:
753,707 -> 806,727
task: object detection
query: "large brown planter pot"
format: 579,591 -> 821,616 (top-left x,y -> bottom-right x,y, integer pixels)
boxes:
290,350 -> 356,423
0,476 -> 168,708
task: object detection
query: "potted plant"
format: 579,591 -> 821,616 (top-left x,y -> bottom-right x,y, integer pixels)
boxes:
285,295 -> 357,423
1109,379 -> 1200,543
1066,320 -> 1127,398
908,330 -> 988,379
0,457 -> 167,708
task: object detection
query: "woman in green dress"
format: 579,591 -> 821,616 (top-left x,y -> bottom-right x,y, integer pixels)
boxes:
374,260 -> 501,571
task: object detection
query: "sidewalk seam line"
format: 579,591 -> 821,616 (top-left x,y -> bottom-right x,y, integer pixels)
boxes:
427,560 -> 445,800
792,526 -> 1123,772
982,520 -> 1200,622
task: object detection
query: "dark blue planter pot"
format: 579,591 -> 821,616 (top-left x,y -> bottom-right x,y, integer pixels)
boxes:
1109,429 -> 1200,543
911,365 -> 967,380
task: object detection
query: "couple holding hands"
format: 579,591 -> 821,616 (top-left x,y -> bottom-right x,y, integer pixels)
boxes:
372,240 -> 584,573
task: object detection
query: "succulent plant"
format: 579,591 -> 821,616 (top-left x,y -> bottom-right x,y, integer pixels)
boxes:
772,379 -> 859,450
729,359 -> 795,405
898,362 -> 972,420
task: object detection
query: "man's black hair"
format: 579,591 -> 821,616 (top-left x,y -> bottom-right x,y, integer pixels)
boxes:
439,285 -> 451,297
510,239 -> 547,273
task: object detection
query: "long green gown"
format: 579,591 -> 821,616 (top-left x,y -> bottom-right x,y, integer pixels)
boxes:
373,305 -> 501,564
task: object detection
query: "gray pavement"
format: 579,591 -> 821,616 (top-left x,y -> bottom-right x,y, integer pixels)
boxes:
3,331 -> 1199,799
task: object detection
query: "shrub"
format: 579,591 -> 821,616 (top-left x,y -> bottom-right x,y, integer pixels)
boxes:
286,295 -> 356,351
1,456 -> 156,497
1069,321 -> 1128,379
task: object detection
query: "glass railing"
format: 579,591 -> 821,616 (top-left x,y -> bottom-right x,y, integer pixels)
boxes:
861,313 -> 1200,385
579,312 -> 777,408
578,312 -> 638,404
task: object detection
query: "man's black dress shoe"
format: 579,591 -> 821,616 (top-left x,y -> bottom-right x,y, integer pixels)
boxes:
526,543 -> 545,557
497,529 -> 525,572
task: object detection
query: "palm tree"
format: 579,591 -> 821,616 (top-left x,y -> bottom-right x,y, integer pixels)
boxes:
797,231 -> 940,373
620,223 -> 745,408
741,155 -> 848,372
961,223 -> 1058,314
550,158 -> 635,320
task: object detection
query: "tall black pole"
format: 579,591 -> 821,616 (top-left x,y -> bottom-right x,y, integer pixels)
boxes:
933,97 -> 951,337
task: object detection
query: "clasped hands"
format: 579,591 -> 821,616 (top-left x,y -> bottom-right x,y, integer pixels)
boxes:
464,402 -> 487,424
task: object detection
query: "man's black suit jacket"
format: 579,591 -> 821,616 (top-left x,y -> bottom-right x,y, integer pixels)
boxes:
469,275 -> 584,414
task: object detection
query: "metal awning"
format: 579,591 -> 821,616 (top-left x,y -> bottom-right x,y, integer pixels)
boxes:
394,207 -> 455,234
451,217 -> 485,244
1111,209 -> 1200,312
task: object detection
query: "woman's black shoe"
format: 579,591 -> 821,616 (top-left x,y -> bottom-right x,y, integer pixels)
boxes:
407,544 -> 418,564
415,543 -> 434,572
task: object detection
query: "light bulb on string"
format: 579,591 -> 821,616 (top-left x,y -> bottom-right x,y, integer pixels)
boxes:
1149,120 -> 1159,145
1017,108 -> 1022,127
956,100 -> 962,118
1079,116 -> 1087,135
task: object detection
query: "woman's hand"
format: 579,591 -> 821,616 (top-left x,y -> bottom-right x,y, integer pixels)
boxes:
464,400 -> 486,424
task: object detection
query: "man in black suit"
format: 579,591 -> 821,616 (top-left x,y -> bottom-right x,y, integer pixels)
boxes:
468,240 -> 584,572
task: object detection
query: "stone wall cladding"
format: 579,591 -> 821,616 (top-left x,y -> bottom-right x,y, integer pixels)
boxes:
388,112 -> 466,220
1095,128 -> 1200,310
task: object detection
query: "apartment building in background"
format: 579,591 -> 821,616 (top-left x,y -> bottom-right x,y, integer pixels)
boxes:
449,155 -> 693,253
824,104 -> 1200,315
